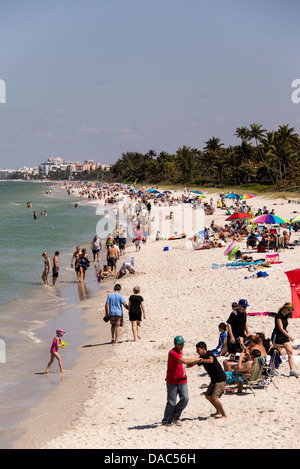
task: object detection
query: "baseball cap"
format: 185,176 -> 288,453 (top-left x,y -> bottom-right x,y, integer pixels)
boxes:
174,335 -> 185,344
238,299 -> 249,307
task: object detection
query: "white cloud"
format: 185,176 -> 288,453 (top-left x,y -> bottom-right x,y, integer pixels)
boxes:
81,125 -> 140,141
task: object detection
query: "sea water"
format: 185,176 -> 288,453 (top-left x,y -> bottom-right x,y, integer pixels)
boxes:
0,180 -> 105,447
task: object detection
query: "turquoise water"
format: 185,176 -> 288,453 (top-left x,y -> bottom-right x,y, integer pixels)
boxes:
0,181 -> 105,447
0,181 -> 100,309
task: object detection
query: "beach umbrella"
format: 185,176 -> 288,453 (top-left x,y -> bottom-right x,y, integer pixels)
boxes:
151,189 -> 160,194
225,213 -> 252,221
254,214 -> 289,251
163,190 -> 172,194
224,193 -> 239,199
239,194 -> 255,200
146,188 -> 155,193
196,195 -> 206,199
254,214 -> 289,225
192,190 -> 204,194
290,214 -> 300,223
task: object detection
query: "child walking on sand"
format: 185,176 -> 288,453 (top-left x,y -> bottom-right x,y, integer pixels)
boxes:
45,329 -> 67,373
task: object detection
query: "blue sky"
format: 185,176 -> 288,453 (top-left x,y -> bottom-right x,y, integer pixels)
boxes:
0,0 -> 300,169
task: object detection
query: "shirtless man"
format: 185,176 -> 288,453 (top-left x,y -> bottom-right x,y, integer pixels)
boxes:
107,244 -> 118,273
52,251 -> 60,286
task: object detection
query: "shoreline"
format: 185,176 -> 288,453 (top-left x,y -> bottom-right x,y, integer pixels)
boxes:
13,187 -> 300,449
15,274 -> 114,448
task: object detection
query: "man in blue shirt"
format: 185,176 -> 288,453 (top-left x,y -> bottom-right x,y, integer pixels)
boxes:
105,284 -> 128,344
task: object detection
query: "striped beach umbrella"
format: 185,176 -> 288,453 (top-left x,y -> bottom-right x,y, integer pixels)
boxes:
254,214 -> 289,225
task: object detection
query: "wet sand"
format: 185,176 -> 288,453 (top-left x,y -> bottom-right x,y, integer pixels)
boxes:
1,255 -> 110,449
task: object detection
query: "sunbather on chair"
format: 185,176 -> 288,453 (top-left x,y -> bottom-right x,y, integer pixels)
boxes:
225,349 -> 261,392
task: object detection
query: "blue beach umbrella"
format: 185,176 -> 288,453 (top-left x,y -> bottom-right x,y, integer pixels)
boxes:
225,193 -> 239,199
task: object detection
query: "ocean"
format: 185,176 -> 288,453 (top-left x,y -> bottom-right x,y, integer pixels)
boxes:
0,180 -> 105,448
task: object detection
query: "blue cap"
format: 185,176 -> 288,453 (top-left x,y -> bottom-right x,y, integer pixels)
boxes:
239,299 -> 249,307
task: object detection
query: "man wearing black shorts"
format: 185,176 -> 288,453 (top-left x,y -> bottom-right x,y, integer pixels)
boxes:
107,244 -> 117,273
196,341 -> 227,419
52,251 -> 59,286
226,299 -> 250,353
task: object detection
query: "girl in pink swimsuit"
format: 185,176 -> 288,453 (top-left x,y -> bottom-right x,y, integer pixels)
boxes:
45,329 -> 67,373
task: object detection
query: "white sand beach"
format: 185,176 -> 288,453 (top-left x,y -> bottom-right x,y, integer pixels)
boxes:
16,189 -> 300,449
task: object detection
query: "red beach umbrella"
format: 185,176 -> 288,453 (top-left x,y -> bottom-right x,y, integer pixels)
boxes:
225,213 -> 252,221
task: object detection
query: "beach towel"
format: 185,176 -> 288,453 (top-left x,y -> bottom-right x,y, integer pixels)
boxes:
247,312 -> 276,317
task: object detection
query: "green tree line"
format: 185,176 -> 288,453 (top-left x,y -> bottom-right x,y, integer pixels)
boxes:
109,123 -> 300,189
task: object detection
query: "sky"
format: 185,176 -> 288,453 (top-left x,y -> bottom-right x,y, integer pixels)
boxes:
0,0 -> 300,169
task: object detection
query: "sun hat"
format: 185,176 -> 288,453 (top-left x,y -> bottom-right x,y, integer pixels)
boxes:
56,328 -> 65,336
174,335 -> 185,344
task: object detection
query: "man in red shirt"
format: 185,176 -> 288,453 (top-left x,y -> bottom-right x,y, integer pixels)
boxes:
162,336 -> 200,425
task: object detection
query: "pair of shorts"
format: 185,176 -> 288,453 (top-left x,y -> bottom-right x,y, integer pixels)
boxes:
107,257 -> 116,267
205,381 -> 226,398
135,240 -> 142,247
52,269 -> 59,278
109,315 -> 123,327
272,333 -> 290,345
92,249 -> 100,254
225,372 -> 246,385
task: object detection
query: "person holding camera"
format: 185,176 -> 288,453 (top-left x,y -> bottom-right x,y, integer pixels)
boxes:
226,299 -> 250,354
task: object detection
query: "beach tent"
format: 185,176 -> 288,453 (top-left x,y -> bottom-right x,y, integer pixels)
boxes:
285,270 -> 300,318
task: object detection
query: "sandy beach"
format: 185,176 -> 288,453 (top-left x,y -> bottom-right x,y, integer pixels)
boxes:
15,188 -> 300,450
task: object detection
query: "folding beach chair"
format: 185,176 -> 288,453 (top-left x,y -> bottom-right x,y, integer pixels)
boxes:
240,357 -> 267,396
225,357 -> 268,396
262,349 -> 280,389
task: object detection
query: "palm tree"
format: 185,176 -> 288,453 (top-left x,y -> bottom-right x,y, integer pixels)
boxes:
234,126 -> 251,143
176,145 -> 197,182
203,137 -> 225,184
248,123 -> 277,183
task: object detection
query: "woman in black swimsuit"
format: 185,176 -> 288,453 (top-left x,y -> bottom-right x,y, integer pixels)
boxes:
271,302 -> 299,377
